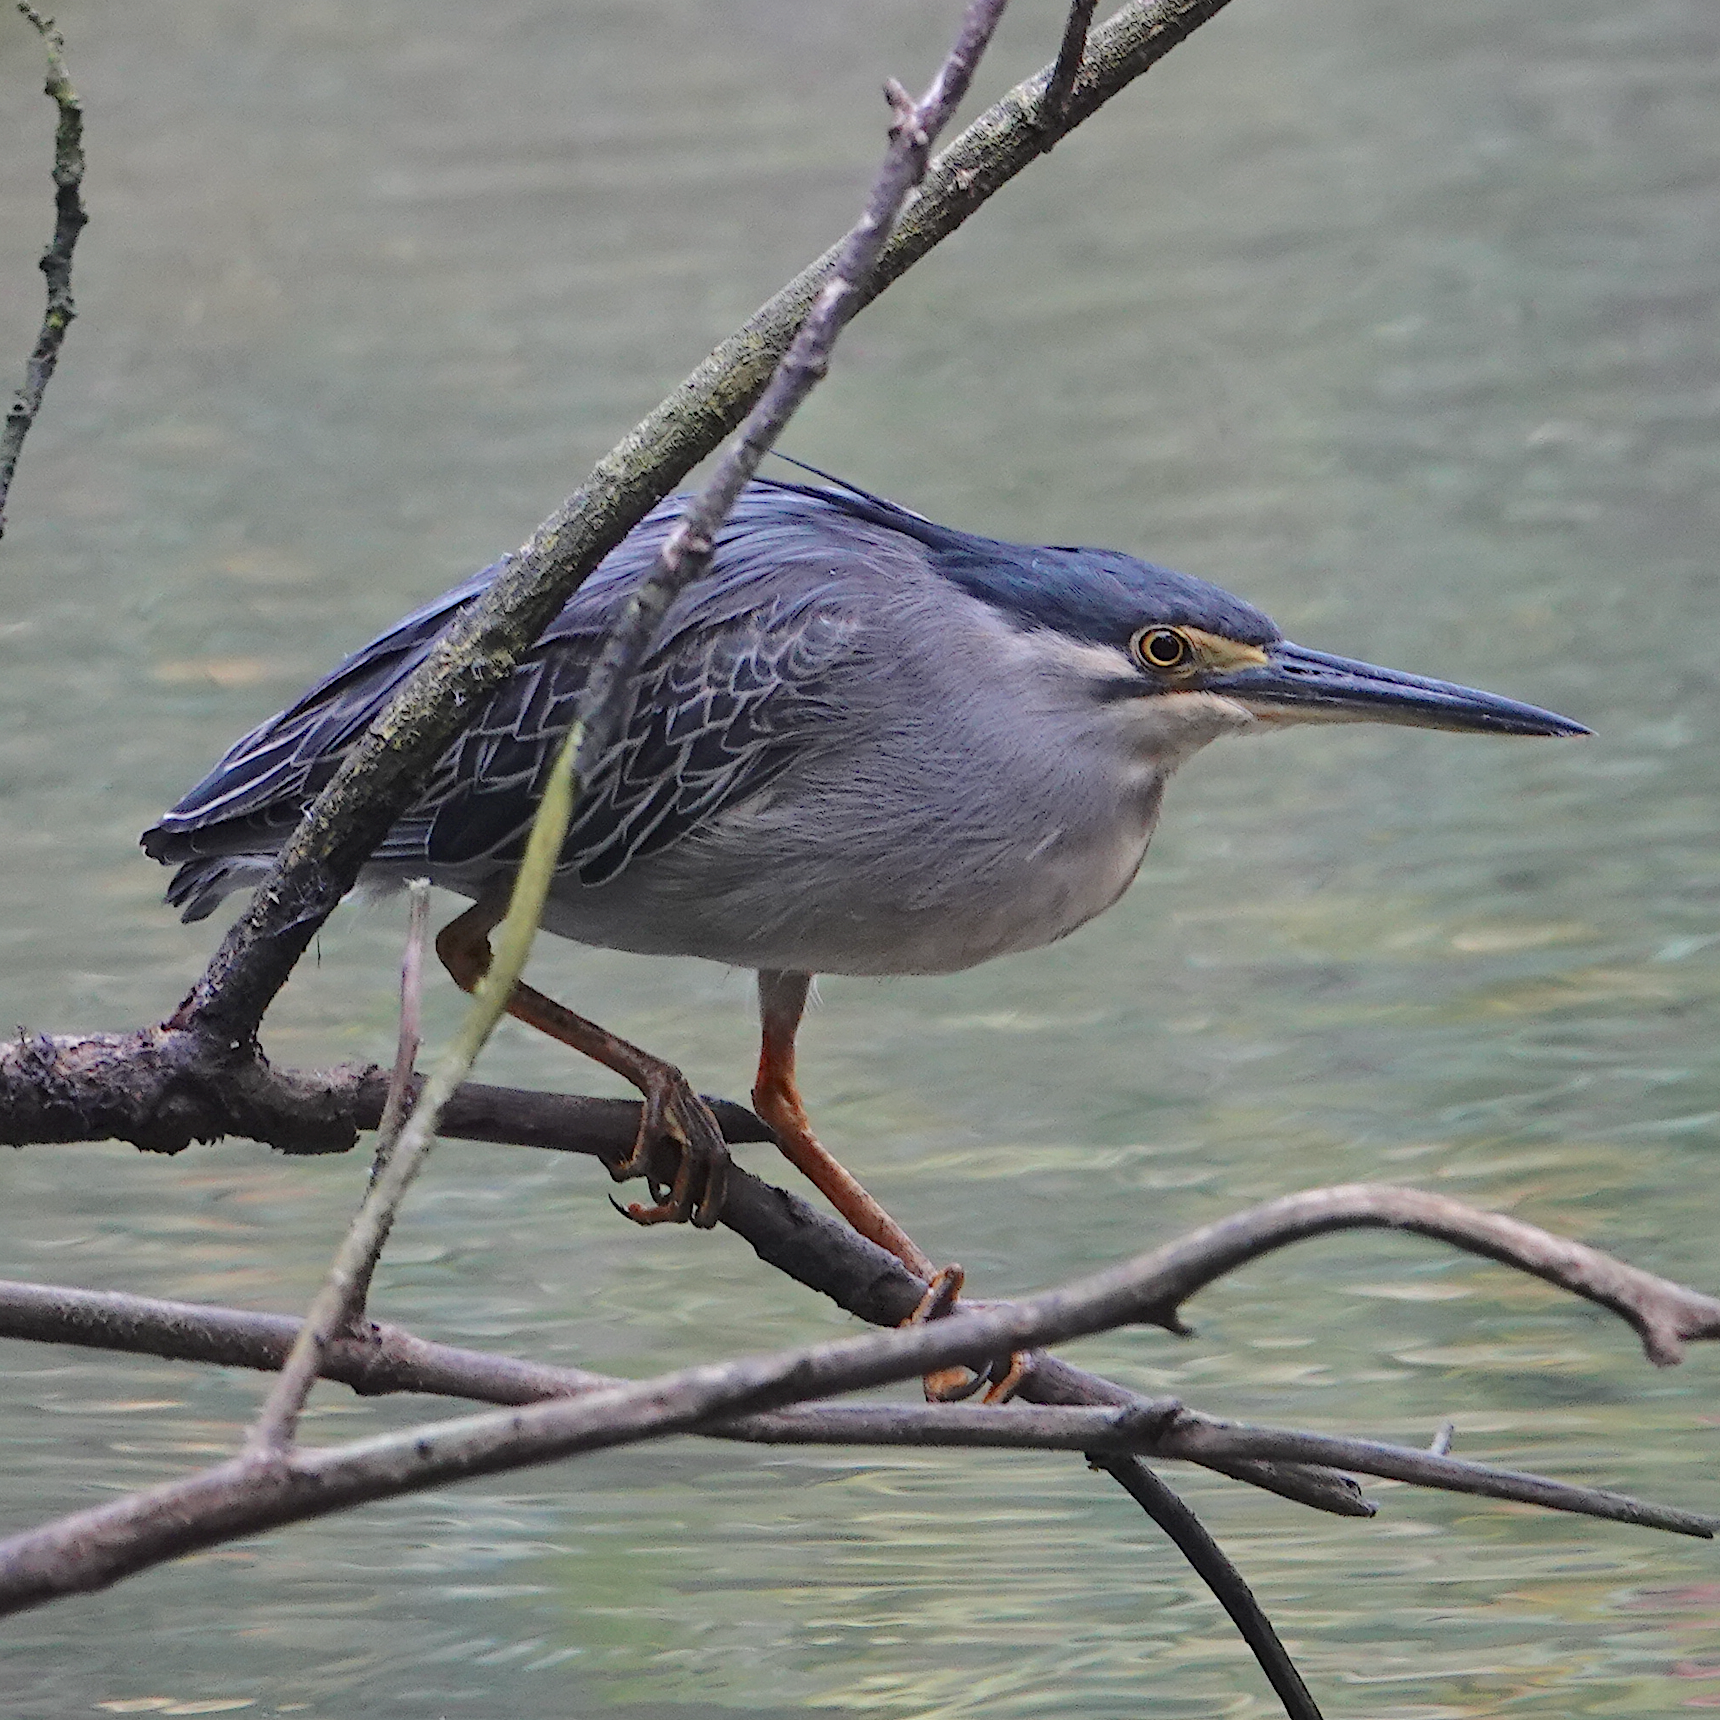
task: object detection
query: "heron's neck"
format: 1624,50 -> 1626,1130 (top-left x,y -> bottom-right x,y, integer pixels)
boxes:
1117,689 -> 1257,772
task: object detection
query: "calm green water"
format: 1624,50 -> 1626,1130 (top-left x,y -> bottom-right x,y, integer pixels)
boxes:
2,0 -> 1719,1714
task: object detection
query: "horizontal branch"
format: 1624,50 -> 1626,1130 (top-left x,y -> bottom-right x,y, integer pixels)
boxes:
0,1238 -> 1274,1610
0,1032 -> 770,1161
11,1042 -> 1713,1371
0,1277 -> 1702,1538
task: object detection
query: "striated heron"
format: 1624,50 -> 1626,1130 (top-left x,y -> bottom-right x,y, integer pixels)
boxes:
144,475 -> 1586,1370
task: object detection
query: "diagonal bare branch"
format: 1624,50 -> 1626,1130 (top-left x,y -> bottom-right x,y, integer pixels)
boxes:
246,726 -> 585,1451
563,0 -> 1013,803
171,0 -> 1240,1046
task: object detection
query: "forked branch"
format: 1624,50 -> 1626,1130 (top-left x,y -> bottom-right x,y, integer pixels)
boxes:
0,1275 -> 1706,1538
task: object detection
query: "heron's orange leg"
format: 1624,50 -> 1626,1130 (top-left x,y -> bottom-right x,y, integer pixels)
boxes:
436,897 -> 729,1228
752,970 -> 937,1276
752,970 -> 1022,1402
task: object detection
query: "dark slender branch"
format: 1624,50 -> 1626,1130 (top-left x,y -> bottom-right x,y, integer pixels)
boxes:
171,0 -> 1240,1047
0,4 -> 86,542
1099,1458 -> 1323,1720
1039,0 -> 1099,138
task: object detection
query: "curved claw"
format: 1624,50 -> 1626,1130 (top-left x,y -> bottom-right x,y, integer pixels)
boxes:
609,1069 -> 731,1229
923,1363 -> 992,1403
980,1351 -> 1032,1405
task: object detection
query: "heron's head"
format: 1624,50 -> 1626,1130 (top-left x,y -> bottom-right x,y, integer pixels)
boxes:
935,537 -> 1589,758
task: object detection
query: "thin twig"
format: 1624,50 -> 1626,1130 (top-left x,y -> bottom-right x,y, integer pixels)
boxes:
347,879 -> 432,1319
0,4 -> 87,542
1038,0 -> 1098,139
1160,1420 -> 1715,1537
371,879 -> 431,1163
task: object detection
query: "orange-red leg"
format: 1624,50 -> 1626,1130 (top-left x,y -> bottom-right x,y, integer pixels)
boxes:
751,970 -> 1023,1402
437,897 -> 729,1227
751,969 -> 939,1277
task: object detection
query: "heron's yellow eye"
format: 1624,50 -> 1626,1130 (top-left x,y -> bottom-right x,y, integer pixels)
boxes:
1132,626 -> 1191,671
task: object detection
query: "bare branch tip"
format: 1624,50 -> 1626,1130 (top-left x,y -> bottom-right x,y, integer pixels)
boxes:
16,3 -> 62,55
881,77 -> 927,148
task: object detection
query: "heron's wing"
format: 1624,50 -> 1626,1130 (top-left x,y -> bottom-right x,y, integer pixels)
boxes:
144,523 -> 866,890
397,598 -> 855,887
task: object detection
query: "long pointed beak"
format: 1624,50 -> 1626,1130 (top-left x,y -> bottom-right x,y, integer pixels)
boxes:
1210,641 -> 1591,737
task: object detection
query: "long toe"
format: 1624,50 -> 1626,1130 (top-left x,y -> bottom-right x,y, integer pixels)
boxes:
612,1073 -> 732,1228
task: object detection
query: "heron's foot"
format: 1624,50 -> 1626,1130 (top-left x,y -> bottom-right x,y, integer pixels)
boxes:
913,1266 -> 984,1403
610,1069 -> 731,1230
924,1348 -> 1031,1404
906,1267 -> 1032,1404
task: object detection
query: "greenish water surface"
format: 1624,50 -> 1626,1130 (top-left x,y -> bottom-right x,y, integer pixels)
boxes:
1,1 -> 1718,1715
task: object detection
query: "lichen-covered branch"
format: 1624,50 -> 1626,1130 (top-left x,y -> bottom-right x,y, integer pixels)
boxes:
174,0 -> 1239,1046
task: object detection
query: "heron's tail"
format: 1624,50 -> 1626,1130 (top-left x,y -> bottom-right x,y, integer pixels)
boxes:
159,854 -> 273,923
